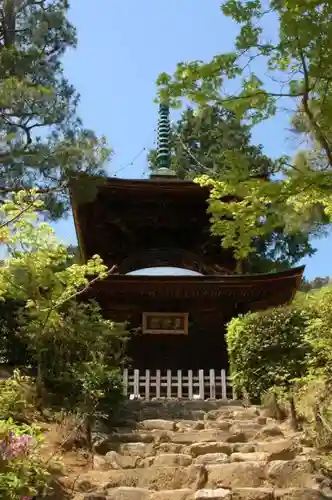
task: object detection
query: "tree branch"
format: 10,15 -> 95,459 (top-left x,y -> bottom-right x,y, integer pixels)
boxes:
0,184 -> 66,195
53,265 -> 119,310
298,44 -> 332,167
0,199 -> 36,228
214,89 -> 307,107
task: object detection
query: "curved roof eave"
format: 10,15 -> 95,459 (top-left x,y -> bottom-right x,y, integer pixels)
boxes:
106,265 -> 305,284
86,265 -> 304,311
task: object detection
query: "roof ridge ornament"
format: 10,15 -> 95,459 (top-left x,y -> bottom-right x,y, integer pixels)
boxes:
157,102 -> 171,170
151,102 -> 177,179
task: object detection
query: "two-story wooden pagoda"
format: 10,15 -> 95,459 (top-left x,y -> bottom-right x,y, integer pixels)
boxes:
70,104 -> 304,372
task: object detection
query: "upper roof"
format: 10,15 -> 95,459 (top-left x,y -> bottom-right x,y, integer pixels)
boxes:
70,175 -> 224,268
70,175 -> 305,311
70,175 -> 208,197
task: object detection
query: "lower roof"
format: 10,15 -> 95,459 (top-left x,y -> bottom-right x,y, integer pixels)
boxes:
89,265 -> 305,312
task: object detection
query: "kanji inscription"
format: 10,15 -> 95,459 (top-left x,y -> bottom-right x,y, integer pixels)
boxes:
142,312 -> 188,334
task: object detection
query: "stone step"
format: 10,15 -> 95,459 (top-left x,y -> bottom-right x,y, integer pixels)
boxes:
171,430 -> 245,445
189,442 -> 243,457
118,400 -> 244,422
103,423 -> 286,452
76,465 -> 198,492
72,403 -> 327,500
147,453 -> 193,467
93,443 -> 308,471
195,487 -> 326,499
205,460 -> 316,489
75,460 -> 318,493
135,417 -> 268,433
138,419 -> 177,432
230,452 -> 270,462
175,420 -> 206,431
103,429 -> 252,449
119,442 -> 155,458
96,437 -> 303,462
205,407 -> 260,422
109,487 -> 195,500
78,486 -> 327,500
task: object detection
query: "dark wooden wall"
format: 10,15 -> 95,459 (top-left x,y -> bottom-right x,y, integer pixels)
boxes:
105,299 -> 233,371
127,328 -> 228,371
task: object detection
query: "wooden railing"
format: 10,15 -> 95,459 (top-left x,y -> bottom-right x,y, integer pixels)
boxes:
122,369 -> 236,401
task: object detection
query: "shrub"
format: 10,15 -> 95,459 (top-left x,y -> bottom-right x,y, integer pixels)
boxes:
1,198 -> 128,422
0,370 -> 37,421
0,300 -> 31,366
293,371 -> 332,449
47,411 -> 86,452
72,361 -> 123,415
71,361 -> 124,450
305,285 -> 332,377
226,305 -> 310,401
21,300 -> 128,411
39,365 -> 124,453
292,286 -> 332,448
261,387 -> 289,420
0,418 -> 51,500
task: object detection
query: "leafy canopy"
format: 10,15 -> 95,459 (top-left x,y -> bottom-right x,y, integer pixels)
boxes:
149,105 -> 319,271
157,0 -> 332,261
0,190 -> 109,305
149,106 -> 273,179
0,0 -> 110,218
0,194 -> 127,473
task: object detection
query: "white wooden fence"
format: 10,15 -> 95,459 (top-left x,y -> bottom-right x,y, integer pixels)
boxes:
122,369 -> 236,401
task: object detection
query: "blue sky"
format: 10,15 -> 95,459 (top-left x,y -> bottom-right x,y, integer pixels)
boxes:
53,0 -> 331,280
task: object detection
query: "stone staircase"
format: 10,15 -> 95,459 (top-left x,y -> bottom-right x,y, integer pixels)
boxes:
71,401 -> 331,500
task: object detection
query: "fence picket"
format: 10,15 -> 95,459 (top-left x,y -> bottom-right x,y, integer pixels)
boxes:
177,369 -> 182,398
209,369 -> 216,399
232,382 -> 237,400
145,369 -> 150,400
198,369 -> 204,399
123,368 -> 128,396
133,369 -> 139,397
188,370 -> 193,399
221,369 -> 227,400
166,369 -> 172,398
156,369 -> 161,398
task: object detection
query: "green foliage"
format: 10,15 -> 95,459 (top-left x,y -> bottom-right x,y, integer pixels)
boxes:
0,418 -> 51,500
294,371 -> 332,449
300,276 -> 330,292
0,299 -> 29,366
0,370 -> 36,420
294,285 -> 332,448
0,193 -> 128,413
157,0 -> 332,261
73,362 -> 123,415
197,170 -> 327,262
149,106 -> 273,179
0,195 -> 127,499
247,229 -> 317,273
28,300 -> 127,408
149,106 -> 318,271
0,0 -> 111,218
227,284 -> 332,448
227,306 -> 310,400
305,286 -> 332,379
72,362 -> 123,450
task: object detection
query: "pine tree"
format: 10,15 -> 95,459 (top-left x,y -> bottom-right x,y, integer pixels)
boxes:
148,106 -> 273,179
0,0 -> 110,218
